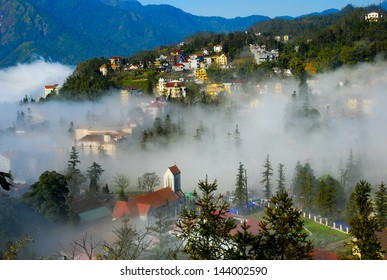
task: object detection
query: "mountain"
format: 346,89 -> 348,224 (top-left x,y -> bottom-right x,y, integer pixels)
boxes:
249,5 -> 356,37
0,0 -> 270,67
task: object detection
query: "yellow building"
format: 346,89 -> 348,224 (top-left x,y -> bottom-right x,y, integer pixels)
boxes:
207,83 -> 227,96
196,68 -> 208,81
212,53 -> 228,66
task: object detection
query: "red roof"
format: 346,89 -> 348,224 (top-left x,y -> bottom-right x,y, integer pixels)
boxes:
168,165 -> 180,175
136,187 -> 180,208
165,82 -> 185,88
44,84 -> 59,89
112,201 -> 131,219
112,187 -> 181,219
231,217 -> 261,235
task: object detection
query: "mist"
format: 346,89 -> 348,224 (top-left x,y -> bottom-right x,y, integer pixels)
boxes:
0,59 -> 74,103
2,61 -> 387,191
2,60 -> 387,258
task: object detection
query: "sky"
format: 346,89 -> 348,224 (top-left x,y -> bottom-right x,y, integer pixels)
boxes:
138,0 -> 380,18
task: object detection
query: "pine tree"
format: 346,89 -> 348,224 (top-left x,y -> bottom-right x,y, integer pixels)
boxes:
258,190 -> 313,260
86,162 -> 104,196
347,180 -> 382,260
374,182 -> 387,229
297,163 -> 316,212
175,177 -> 236,260
316,175 -> 339,220
234,162 -> 248,215
66,146 -> 85,195
260,155 -> 273,200
140,130 -> 149,150
233,124 -> 242,147
277,163 -> 286,193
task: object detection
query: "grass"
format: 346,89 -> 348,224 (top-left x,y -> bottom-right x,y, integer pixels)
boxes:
303,218 -> 349,251
248,209 -> 350,252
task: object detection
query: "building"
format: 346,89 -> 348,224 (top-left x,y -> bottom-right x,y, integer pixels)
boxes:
75,127 -> 131,156
214,45 -> 223,53
44,84 -> 61,97
157,78 -> 186,99
195,68 -> 208,81
99,64 -> 108,76
212,53 -> 228,66
0,153 -> 11,172
365,11 -> 384,22
250,45 -> 279,65
112,165 -> 185,221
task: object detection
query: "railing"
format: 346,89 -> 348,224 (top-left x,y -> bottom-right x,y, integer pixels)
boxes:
301,211 -> 350,234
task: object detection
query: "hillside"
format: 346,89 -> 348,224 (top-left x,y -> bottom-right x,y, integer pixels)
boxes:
0,0 -> 270,67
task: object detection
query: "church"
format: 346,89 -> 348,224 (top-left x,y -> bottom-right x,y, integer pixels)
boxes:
112,165 -> 185,221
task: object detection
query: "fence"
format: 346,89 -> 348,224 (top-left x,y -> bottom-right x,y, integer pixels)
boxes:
301,211 -> 350,234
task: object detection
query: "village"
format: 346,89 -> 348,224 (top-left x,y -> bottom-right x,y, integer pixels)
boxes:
1,8 -> 387,260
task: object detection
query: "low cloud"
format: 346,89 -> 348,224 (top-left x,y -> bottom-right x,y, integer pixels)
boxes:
0,59 -> 73,103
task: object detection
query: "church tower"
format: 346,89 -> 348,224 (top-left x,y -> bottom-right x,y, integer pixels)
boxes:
164,165 -> 181,193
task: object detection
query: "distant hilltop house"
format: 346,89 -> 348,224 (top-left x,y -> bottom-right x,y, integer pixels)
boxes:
365,11 -> 384,22
213,44 -> 223,53
113,165 -> 185,221
44,84 -> 61,97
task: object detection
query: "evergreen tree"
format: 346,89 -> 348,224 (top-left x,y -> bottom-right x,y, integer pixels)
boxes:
66,146 -> 85,195
297,162 -> 316,212
140,130 -> 150,150
374,182 -> 387,229
260,155 -> 273,200
341,149 -> 361,194
234,162 -> 248,215
291,161 -> 303,198
347,180 -> 382,260
23,171 -> 70,224
233,124 -> 242,147
258,190 -> 313,260
228,220 -> 264,260
175,177 -> 236,260
102,184 -> 110,194
277,163 -> 286,193
316,175 -> 339,220
86,162 -> 104,196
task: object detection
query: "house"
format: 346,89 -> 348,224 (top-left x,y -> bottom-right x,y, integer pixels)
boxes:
112,165 -> 185,221
99,64 -> 108,76
365,11 -> 384,22
157,78 -> 186,99
141,98 -> 168,119
195,68 -> 208,81
214,44 -> 223,53
75,127 -> 131,156
250,45 -> 279,65
110,56 -> 122,65
172,63 -> 184,72
0,153 -> 11,172
207,83 -> 228,96
44,84 -> 61,97
165,81 -> 186,99
212,53 -> 228,66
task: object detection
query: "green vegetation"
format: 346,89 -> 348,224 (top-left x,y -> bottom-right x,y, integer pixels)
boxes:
303,219 -> 349,251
